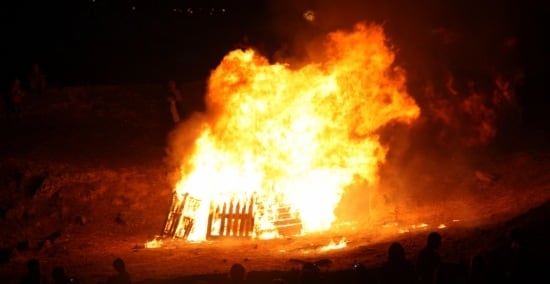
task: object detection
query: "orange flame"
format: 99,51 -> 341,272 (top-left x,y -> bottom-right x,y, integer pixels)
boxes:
171,22 -> 420,241
145,237 -> 163,248
319,238 -> 348,252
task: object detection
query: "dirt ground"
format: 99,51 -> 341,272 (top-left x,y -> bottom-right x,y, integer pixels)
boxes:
0,84 -> 549,284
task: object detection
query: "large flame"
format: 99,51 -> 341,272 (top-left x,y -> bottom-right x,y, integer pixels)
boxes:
172,22 -> 420,240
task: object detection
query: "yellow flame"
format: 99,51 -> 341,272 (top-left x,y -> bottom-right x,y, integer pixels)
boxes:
319,238 -> 347,252
412,223 -> 429,229
172,22 -> 420,241
144,238 -> 163,248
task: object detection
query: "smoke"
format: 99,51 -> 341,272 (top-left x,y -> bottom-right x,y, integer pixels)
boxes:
259,0 -> 526,226
263,0 -> 524,147
164,113 -> 208,184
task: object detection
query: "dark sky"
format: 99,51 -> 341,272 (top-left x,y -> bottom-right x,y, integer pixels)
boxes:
0,0 -> 547,113
1,0 -> 271,86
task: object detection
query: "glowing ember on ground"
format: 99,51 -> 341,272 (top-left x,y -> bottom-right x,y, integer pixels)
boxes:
319,238 -> 348,252
165,22 -> 420,242
145,237 -> 163,248
413,223 -> 429,229
388,221 -> 451,234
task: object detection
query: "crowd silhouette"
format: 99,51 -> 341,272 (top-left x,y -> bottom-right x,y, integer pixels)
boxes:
52,266 -> 78,284
15,228 -> 543,284
19,258 -> 47,284
2,64 -> 47,122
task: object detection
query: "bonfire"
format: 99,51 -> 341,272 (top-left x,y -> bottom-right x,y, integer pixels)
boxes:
156,22 -> 419,244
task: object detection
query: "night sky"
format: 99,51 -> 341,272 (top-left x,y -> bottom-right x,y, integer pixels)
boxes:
0,0 -> 547,125
1,0 -> 272,86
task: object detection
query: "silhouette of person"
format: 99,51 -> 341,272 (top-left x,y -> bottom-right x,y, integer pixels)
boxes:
351,262 -> 368,284
379,242 -> 416,284
29,64 -> 46,96
10,78 -> 25,120
227,263 -> 247,284
168,80 -> 184,114
106,258 -> 131,284
416,232 -> 442,284
168,80 -> 183,102
167,95 -> 180,124
506,227 -> 535,283
20,258 -> 48,284
299,262 -> 323,284
52,266 -> 78,284
469,254 -> 487,284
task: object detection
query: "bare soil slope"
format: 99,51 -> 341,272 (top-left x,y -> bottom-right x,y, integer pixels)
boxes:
0,84 -> 548,284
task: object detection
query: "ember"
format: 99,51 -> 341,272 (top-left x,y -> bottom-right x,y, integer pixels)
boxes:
162,22 -> 420,242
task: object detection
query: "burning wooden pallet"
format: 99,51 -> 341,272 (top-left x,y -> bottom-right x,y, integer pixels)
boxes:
161,192 -> 201,239
254,200 -> 303,238
272,205 -> 303,236
206,196 -> 255,239
162,192 -> 302,240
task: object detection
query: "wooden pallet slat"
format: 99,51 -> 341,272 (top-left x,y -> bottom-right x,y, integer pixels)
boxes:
206,195 -> 256,239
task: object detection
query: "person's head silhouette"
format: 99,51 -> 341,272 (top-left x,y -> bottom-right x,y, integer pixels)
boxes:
300,262 -> 321,283
427,232 -> 442,250
113,258 -> 126,273
229,263 -> 246,282
388,242 -> 406,262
